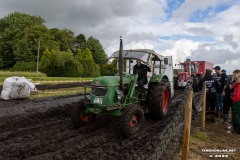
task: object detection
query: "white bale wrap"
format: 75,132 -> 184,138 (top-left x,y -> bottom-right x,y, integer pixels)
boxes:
1,76 -> 35,100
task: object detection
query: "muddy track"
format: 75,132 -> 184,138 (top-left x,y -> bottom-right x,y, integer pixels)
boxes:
0,90 -> 200,160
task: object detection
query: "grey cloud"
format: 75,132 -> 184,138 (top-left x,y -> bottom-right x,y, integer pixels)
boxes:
0,0 -> 165,56
187,47 -> 239,64
223,34 -> 239,49
185,27 -> 213,35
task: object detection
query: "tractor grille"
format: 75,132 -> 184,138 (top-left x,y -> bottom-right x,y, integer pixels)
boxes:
91,87 -> 108,96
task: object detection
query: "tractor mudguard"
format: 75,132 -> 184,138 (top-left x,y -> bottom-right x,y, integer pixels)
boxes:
149,74 -> 168,83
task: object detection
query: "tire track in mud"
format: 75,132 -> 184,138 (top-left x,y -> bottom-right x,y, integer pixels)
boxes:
0,90 -> 193,160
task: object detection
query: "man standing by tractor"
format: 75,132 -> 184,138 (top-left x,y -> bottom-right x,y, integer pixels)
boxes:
133,59 -> 151,98
213,66 -> 229,117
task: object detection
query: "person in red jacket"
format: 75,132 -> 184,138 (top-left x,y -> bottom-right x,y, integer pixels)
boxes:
232,70 -> 240,133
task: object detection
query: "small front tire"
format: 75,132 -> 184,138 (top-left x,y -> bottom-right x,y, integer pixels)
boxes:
120,105 -> 145,137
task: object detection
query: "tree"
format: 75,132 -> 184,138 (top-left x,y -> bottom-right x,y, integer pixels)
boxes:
40,48 -> 83,77
101,58 -> 118,76
76,48 -> 100,77
75,33 -> 87,50
0,12 -> 45,69
13,39 -> 35,62
86,36 -> 107,66
50,28 -> 75,52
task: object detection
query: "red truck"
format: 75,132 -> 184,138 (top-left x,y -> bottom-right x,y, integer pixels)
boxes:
177,59 -> 214,91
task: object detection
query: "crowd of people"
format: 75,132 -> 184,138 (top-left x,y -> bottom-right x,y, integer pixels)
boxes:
198,66 -> 240,134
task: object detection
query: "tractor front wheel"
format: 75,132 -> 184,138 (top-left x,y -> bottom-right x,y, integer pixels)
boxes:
71,100 -> 95,127
120,105 -> 145,137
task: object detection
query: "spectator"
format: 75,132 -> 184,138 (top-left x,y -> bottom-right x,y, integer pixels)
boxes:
213,66 -> 228,117
198,69 -> 219,123
231,70 -> 240,133
222,69 -> 234,123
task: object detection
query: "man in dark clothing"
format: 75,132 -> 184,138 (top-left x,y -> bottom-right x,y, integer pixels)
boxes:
198,69 -> 219,123
133,59 -> 151,95
223,79 -> 234,123
213,66 -> 228,117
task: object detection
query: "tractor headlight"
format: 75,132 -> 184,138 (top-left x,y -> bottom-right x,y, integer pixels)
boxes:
117,94 -> 123,101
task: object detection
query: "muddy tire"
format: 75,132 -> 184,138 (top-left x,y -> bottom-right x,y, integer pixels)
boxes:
120,105 -> 145,137
147,79 -> 171,120
193,76 -> 199,92
71,100 -> 95,127
173,76 -> 179,90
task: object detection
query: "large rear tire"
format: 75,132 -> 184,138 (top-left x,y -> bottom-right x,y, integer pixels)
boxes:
71,100 -> 95,127
120,105 -> 145,137
147,79 -> 171,120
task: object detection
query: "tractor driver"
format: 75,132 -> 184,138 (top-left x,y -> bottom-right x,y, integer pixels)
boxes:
133,59 -> 151,96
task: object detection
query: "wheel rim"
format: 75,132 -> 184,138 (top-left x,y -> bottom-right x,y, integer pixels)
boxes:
130,115 -> 138,127
162,88 -> 169,112
79,108 -> 92,123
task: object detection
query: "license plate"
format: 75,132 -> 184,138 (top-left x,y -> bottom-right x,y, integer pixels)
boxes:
94,97 -> 102,104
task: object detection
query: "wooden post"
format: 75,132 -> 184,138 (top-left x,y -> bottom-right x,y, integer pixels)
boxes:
182,89 -> 193,160
201,83 -> 206,131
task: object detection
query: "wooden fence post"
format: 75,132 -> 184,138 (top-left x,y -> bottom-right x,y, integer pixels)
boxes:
201,83 -> 206,131
181,89 -> 193,160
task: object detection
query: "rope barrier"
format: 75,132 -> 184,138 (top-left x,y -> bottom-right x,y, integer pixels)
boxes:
31,89 -> 82,94
31,80 -> 92,84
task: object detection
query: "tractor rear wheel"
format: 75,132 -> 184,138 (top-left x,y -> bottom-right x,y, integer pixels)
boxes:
147,79 -> 171,120
120,105 -> 145,137
71,100 -> 95,127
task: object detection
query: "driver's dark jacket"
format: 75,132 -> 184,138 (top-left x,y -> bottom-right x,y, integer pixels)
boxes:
133,64 -> 151,84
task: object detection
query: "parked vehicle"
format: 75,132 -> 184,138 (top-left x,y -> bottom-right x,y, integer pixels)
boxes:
177,59 -> 214,91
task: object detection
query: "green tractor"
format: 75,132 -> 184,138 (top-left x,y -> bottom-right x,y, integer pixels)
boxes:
71,38 -> 174,137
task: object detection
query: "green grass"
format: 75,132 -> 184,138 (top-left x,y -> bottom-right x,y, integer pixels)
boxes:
30,87 -> 89,99
0,70 -> 47,77
0,71 -> 93,85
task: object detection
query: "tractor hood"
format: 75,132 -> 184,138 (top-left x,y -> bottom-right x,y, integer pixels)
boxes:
91,76 -> 134,86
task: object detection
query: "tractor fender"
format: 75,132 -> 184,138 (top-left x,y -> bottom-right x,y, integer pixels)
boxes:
149,74 -> 169,83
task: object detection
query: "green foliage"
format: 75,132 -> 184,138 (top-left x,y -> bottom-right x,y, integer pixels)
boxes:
0,12 -> 110,77
101,59 -> 118,76
13,39 -> 35,62
11,62 -> 37,71
40,48 -> 83,77
0,12 -> 46,69
173,69 -> 180,76
76,48 -> 100,77
50,28 -> 75,51
86,36 -> 107,66
75,33 -> 87,51
0,70 -> 46,77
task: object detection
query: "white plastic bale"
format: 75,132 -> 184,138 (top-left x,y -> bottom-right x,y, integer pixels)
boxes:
0,90 -> 11,100
1,76 -> 35,100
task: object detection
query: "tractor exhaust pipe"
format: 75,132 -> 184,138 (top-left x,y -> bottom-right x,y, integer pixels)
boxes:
119,36 -> 124,89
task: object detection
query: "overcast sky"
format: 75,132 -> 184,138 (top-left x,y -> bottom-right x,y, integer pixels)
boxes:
0,0 -> 239,74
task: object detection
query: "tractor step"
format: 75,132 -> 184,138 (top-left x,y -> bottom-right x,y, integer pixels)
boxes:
106,106 -> 122,111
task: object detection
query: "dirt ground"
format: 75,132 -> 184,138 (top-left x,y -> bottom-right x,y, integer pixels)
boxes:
1,85 -> 237,160
0,87 -> 188,160
185,115 -> 240,160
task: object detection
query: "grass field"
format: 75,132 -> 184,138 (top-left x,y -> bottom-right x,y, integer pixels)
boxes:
30,87 -> 89,99
0,71 -> 93,85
